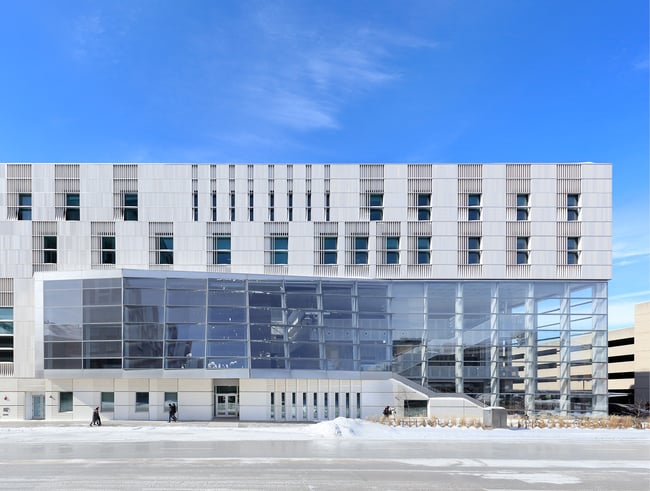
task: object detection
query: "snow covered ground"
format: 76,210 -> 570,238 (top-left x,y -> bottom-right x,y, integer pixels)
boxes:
0,419 -> 648,490
1,417 -> 648,443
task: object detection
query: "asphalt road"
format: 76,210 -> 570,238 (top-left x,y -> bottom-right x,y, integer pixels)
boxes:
1,435 -> 648,490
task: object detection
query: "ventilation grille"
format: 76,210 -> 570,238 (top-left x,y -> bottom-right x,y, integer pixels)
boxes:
408,164 -> 432,179
458,164 -> 482,179
506,164 -> 531,179
0,278 -> 14,307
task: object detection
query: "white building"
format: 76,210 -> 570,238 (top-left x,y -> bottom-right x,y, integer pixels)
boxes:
0,163 -> 612,421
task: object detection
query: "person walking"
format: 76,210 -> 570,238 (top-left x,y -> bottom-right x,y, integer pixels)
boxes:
90,407 -> 101,426
168,403 -> 177,422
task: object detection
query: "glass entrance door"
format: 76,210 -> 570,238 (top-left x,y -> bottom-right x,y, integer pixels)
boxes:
32,394 -> 45,420
214,384 -> 239,418
215,393 -> 238,417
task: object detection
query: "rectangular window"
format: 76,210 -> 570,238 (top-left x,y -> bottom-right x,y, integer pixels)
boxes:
386,236 -> 399,264
0,307 -> 13,363
325,192 -> 331,222
123,193 -> 138,221
164,392 -> 177,406
158,236 -> 173,265
248,192 -> 254,221
272,236 -> 288,265
43,236 -> 57,264
567,194 -> 580,221
468,193 -> 481,221
369,193 -> 383,221
135,392 -> 149,412
306,192 -> 312,221
354,236 -> 368,265
212,192 -> 217,221
516,193 -> 529,221
417,193 -> 431,220
18,193 -> 32,220
468,236 -> 481,264
516,236 -> 529,264
65,193 -> 80,221
417,236 -> 431,264
323,236 -> 337,265
268,192 -> 275,222
567,236 -> 580,264
101,392 -> 114,412
59,392 -> 73,412
101,236 -> 116,264
230,192 -> 236,221
192,191 -> 198,222
288,193 -> 293,222
214,236 -> 231,265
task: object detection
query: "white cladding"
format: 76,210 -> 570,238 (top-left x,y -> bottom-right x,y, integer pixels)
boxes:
0,163 -> 612,281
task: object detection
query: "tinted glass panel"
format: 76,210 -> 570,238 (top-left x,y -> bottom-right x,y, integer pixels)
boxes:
166,307 -> 205,323
249,292 -> 282,308
124,278 -> 165,289
84,341 -> 122,357
207,341 -> 247,357
83,324 -> 122,340
124,324 -> 164,339
167,290 -> 207,306
208,324 -> 247,340
125,358 -> 162,369
44,324 -> 82,341
124,306 -> 163,322
166,323 -> 206,340
83,288 -> 121,305
207,357 -> 247,369
285,293 -> 318,309
208,307 -> 246,323
124,289 -> 165,305
45,358 -> 81,369
166,341 -> 205,357
124,341 -> 163,357
208,291 -> 247,306
44,342 -> 82,357
45,290 -> 82,307
83,306 -> 122,323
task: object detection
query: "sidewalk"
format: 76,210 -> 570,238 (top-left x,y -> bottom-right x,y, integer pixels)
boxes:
0,418 -> 311,428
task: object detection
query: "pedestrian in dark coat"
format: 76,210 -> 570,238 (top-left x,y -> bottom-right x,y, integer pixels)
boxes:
90,407 -> 101,426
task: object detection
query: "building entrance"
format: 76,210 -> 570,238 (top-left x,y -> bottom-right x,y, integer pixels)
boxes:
214,385 -> 239,418
31,394 -> 45,420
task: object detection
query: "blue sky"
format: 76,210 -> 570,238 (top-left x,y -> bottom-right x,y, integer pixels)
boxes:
0,1 -> 647,328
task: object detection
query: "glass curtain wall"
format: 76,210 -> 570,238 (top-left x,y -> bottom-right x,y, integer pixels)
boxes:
42,273 -> 607,415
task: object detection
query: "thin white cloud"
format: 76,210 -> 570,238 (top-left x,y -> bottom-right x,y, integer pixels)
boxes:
609,290 -> 650,301
241,5 -> 436,132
